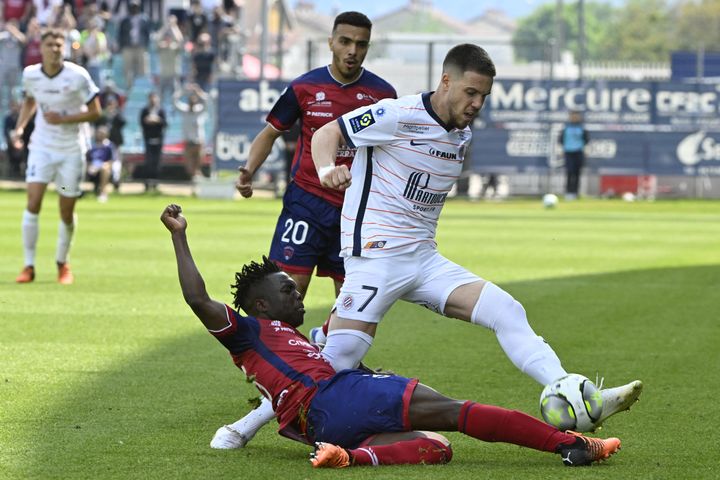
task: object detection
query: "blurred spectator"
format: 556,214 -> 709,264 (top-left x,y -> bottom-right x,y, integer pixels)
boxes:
94,96 -> 126,188
85,126 -> 117,202
207,5 -> 233,63
3,0 -> 32,23
3,100 -> 25,178
174,83 -> 206,180
118,0 -> 151,90
80,17 -> 109,87
22,18 -> 43,67
32,0 -> 63,26
51,4 -> 82,63
191,32 -> 215,92
186,0 -> 207,43
155,14 -> 184,107
0,20 -> 26,109
140,91 -> 166,191
98,80 -> 127,109
558,110 -> 589,200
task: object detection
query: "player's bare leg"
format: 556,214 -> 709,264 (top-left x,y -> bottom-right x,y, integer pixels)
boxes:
16,182 -> 47,283
408,384 -> 620,467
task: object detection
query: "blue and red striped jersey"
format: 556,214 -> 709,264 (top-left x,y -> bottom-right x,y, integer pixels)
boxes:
209,305 -> 336,442
266,66 -> 396,208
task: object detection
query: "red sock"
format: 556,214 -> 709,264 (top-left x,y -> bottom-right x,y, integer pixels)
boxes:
458,401 -> 576,452
349,437 -> 452,466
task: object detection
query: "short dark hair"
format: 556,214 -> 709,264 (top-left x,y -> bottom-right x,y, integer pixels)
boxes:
231,256 -> 281,313
442,44 -> 496,78
40,29 -> 65,42
333,11 -> 372,33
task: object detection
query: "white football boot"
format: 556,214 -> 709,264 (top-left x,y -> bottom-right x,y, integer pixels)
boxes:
595,379 -> 643,429
210,397 -> 276,449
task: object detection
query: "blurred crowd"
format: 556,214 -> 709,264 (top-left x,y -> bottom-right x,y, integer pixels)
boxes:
1,0 -> 244,195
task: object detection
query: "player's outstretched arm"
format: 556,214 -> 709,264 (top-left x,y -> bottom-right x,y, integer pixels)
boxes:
312,121 -> 351,191
161,204 -> 229,331
236,125 -> 283,198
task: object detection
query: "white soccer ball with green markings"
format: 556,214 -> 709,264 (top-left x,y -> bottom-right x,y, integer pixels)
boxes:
539,374 -> 603,432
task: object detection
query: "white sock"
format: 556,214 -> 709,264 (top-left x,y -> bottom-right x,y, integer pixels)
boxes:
227,397 -> 275,435
56,217 -> 76,264
321,329 -> 374,372
472,282 -> 567,385
22,210 -> 39,267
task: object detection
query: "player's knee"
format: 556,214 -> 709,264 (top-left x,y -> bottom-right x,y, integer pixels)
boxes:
471,282 -> 527,332
321,329 -> 373,371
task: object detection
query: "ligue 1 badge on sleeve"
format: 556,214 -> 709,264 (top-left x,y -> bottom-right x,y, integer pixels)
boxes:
349,109 -> 375,133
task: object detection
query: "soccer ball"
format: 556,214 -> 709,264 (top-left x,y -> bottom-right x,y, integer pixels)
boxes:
542,193 -> 558,208
539,374 -> 603,432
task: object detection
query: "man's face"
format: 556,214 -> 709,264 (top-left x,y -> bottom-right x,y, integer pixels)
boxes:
40,35 -> 64,68
443,70 -> 493,130
259,272 -> 305,327
328,24 -> 370,82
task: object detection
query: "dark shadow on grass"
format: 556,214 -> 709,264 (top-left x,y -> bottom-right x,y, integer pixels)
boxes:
25,265 -> 720,478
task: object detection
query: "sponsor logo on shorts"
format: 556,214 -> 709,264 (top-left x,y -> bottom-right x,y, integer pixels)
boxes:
283,246 -> 295,260
341,295 -> 354,310
349,109 -> 375,133
363,241 -> 387,249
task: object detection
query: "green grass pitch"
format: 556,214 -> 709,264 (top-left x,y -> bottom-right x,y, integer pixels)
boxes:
1,190 -> 719,479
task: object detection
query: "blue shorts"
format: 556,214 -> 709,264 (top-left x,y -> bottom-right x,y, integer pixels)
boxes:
269,182 -> 344,281
306,370 -> 418,448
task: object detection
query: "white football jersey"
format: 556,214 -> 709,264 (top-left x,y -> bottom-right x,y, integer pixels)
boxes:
22,62 -> 99,152
337,93 -> 472,258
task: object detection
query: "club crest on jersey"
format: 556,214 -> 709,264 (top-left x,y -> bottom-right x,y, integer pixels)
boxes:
363,241 -> 387,249
316,91 -> 325,101
283,246 -> 295,260
349,109 -> 375,133
341,295 -> 354,310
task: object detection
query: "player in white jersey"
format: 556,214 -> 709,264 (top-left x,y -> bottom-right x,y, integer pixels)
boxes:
311,44 -> 643,430
13,29 -> 101,284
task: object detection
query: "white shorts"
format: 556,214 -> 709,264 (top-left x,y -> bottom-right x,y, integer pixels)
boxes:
26,148 -> 84,197
334,246 -> 482,323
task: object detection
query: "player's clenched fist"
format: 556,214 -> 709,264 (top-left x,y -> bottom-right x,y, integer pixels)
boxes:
318,165 -> 352,191
161,204 -> 188,233
235,166 -> 254,198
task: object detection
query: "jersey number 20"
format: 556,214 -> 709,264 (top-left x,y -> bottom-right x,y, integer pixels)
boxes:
281,219 -> 309,245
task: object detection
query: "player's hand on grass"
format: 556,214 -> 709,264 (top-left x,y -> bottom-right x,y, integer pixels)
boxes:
235,166 -> 254,198
43,111 -> 64,125
161,204 -> 187,233
319,165 -> 352,191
